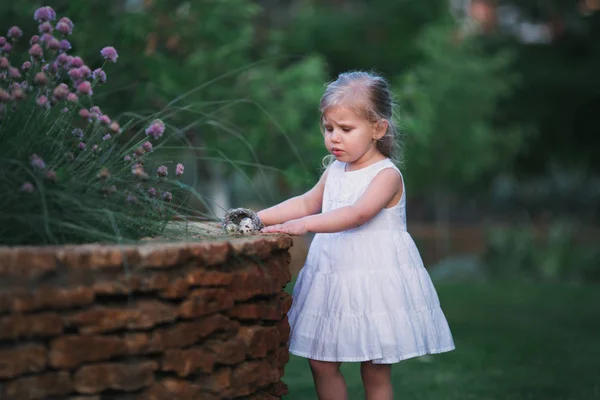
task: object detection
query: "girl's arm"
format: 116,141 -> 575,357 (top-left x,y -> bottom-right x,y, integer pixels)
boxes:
262,168 -> 401,234
257,168 -> 330,226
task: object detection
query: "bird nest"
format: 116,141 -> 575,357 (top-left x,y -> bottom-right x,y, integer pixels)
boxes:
221,208 -> 264,235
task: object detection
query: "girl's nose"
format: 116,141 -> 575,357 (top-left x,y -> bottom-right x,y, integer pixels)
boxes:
331,130 -> 342,143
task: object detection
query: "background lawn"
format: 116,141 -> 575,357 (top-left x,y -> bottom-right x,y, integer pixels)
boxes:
282,281 -> 600,399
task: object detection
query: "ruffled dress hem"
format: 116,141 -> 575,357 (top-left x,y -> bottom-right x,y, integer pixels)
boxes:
288,345 -> 456,364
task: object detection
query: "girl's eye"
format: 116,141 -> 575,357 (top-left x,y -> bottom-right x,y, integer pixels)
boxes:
341,127 -> 352,132
324,126 -> 333,132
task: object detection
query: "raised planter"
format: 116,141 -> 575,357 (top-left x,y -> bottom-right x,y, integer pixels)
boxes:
0,223 -> 293,400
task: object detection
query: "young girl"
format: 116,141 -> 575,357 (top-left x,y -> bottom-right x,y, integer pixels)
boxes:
258,71 -> 455,400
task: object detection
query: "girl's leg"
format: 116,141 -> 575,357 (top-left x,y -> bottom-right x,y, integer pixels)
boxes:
360,361 -> 393,400
308,359 -> 348,400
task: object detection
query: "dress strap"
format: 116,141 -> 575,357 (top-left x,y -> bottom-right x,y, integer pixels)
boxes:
370,159 -> 405,202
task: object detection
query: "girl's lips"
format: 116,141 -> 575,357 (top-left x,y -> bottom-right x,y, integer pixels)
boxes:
332,149 -> 344,156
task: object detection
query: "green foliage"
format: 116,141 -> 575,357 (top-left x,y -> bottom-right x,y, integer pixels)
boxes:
487,1 -> 600,174
283,0 -> 448,77
226,55 -> 329,189
483,221 -> 600,282
396,21 -> 528,194
0,0 -> 329,192
0,8 -> 192,245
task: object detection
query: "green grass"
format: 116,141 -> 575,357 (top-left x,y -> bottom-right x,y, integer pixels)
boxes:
282,281 -> 600,400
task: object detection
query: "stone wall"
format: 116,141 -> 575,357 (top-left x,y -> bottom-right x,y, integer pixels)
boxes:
0,227 -> 293,400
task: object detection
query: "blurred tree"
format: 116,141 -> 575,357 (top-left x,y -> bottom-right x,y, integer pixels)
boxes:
279,0 -> 448,78
396,20 -> 527,252
472,0 -> 600,176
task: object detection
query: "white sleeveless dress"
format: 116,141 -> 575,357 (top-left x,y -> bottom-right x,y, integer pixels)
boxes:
287,158 -> 455,363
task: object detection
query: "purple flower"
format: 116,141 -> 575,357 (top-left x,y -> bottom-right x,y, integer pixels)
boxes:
97,168 -> 111,180
59,39 -> 71,52
30,154 -> 45,169
53,83 -> 69,100
98,167 -> 110,180
30,35 -> 39,45
175,163 -> 184,177
45,170 -> 57,182
72,128 -> 84,138
78,142 -> 86,150
134,147 -> 144,156
90,106 -> 102,116
2,43 -> 12,53
162,191 -> 173,202
124,155 -> 132,162
21,61 -> 31,71
8,67 -> 20,79
11,87 -> 25,101
99,115 -> 110,125
34,6 -> 56,23
63,56 -> 73,69
108,122 -> 120,134
142,141 -> 153,152
92,68 -> 106,83
131,163 -> 148,179
20,182 -> 34,193
36,95 -> 49,108
148,187 -> 157,198
70,56 -> 83,68
0,37 -> 5,46
47,37 -> 60,51
68,68 -> 82,81
0,88 -> 10,102
90,111 -> 101,122
0,57 -> 8,69
7,26 -> 23,39
102,133 -> 111,141
34,72 -> 48,86
145,119 -> 165,140
29,43 -> 43,59
59,17 -> 74,29
56,21 -> 72,36
40,33 -> 53,44
79,108 -> 90,119
92,144 -> 99,152
126,194 -> 138,204
66,92 -> 78,103
157,165 -> 168,177
78,65 -> 91,78
100,46 -> 118,63
56,54 -> 69,68
38,22 -> 53,34
61,107 -> 69,113
76,81 -> 92,96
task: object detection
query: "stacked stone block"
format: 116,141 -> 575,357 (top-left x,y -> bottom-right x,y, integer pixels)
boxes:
0,230 -> 293,399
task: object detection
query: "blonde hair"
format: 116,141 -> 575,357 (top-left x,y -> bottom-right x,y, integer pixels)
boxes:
319,70 -> 402,165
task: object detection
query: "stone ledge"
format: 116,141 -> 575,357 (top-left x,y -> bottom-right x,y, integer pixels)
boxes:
0,222 -> 292,280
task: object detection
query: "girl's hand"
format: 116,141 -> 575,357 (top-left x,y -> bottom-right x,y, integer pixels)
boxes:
262,218 -> 307,235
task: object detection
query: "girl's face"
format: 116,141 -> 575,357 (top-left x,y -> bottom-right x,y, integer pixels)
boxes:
322,105 -> 387,167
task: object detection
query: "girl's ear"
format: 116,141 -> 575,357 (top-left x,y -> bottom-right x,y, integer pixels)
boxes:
374,119 -> 388,140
